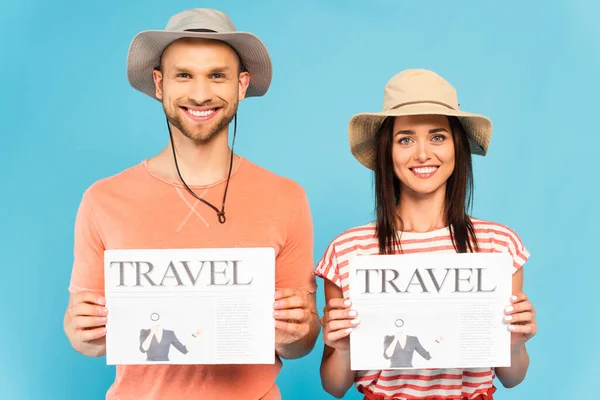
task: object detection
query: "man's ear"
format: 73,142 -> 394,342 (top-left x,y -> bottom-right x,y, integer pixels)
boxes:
238,71 -> 250,101
153,68 -> 164,100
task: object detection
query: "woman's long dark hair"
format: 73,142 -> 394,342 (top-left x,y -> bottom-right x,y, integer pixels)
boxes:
374,116 -> 479,254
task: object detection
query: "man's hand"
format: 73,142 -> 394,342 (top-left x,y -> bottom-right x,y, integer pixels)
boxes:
64,292 -> 108,357
273,288 -> 319,359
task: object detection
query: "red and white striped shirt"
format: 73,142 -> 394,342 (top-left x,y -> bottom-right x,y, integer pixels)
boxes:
315,218 -> 530,400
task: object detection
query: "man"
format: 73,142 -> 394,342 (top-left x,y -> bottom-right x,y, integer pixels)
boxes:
63,8 -> 319,400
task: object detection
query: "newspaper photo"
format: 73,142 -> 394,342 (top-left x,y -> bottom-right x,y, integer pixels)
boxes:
348,252 -> 513,370
103,247 -> 275,365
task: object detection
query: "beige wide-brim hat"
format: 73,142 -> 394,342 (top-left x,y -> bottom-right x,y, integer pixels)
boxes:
349,69 -> 492,170
127,8 -> 272,100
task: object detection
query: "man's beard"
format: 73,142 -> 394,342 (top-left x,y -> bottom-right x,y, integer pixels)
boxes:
164,99 -> 238,144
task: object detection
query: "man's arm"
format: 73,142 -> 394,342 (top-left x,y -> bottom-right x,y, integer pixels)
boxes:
64,188 -> 108,357
64,292 -> 108,357
272,184 -> 320,359
273,289 -> 320,359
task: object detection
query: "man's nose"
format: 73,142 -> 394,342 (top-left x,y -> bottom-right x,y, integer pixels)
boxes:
188,79 -> 214,105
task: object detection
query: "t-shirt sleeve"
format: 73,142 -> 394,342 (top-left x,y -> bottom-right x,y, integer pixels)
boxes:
68,188 -> 105,294
508,231 -> 529,273
498,225 -> 530,273
314,239 -> 342,288
275,186 -> 317,293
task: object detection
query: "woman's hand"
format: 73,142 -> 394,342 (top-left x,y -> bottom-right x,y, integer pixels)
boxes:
321,298 -> 360,352
504,292 -> 537,346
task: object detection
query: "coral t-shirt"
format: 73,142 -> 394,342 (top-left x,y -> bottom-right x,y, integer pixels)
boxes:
69,157 -> 316,400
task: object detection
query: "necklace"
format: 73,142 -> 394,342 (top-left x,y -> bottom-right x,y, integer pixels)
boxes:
165,114 -> 238,224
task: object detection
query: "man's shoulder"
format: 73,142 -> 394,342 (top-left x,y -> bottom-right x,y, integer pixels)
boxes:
83,161 -> 147,199
243,158 -> 307,196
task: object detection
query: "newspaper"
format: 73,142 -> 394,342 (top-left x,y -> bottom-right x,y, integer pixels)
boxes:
103,248 -> 275,365
348,252 -> 513,370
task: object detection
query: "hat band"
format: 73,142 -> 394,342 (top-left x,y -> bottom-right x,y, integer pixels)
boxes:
184,28 -> 217,32
390,100 -> 456,111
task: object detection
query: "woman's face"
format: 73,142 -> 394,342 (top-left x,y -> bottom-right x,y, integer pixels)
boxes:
395,319 -> 405,335
391,114 -> 455,197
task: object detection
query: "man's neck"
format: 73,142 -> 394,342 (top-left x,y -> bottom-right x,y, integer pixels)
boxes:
148,127 -> 239,187
396,186 -> 447,232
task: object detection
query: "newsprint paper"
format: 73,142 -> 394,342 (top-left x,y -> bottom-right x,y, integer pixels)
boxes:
104,248 -> 275,365
348,253 -> 513,371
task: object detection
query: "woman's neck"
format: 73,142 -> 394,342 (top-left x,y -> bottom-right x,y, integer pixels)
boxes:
396,186 -> 446,232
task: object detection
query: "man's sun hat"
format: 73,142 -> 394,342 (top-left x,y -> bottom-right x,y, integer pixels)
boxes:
126,8 -> 273,100
348,69 -> 492,170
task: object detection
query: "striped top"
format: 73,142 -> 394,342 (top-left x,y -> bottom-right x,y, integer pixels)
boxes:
315,218 -> 530,400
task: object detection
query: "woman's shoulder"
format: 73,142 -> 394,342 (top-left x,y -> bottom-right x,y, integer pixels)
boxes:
470,217 -> 530,267
470,217 -> 527,246
315,222 -> 378,279
326,222 -> 378,248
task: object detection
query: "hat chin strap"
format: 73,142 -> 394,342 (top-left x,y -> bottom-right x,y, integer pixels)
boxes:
166,113 -> 237,224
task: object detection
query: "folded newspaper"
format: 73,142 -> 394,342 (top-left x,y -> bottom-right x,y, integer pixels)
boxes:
103,248 -> 275,365
348,252 -> 513,370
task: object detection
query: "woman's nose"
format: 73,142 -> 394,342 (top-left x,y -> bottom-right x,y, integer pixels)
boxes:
414,141 -> 431,162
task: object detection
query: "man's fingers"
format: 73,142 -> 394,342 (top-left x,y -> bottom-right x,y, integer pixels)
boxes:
71,303 -> 108,317
273,308 -> 309,322
275,320 -> 308,336
275,288 -> 309,300
274,295 -> 305,310
78,326 -> 107,342
72,316 -> 107,330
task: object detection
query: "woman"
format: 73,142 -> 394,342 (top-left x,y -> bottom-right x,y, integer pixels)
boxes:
139,312 -> 202,362
315,69 -> 537,399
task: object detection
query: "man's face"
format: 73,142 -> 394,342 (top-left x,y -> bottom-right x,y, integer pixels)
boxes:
153,38 -> 250,143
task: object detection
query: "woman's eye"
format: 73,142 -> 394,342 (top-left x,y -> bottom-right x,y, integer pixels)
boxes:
398,137 -> 413,145
432,135 -> 446,143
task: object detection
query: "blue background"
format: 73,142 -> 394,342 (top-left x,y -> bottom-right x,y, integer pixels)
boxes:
1,0 -> 597,399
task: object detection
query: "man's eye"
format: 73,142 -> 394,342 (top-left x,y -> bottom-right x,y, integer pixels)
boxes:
177,73 -> 191,79
211,73 -> 224,79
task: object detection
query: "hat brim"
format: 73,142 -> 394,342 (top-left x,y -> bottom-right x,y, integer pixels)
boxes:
126,30 -> 273,100
348,103 -> 492,170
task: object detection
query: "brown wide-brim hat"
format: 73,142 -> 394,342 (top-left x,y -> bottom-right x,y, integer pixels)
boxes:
349,69 -> 493,170
127,8 -> 272,100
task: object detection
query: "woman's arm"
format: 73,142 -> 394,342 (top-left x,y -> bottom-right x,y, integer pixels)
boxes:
495,268 -> 536,388
320,280 -> 359,398
384,336 -> 398,359
139,329 -> 154,353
